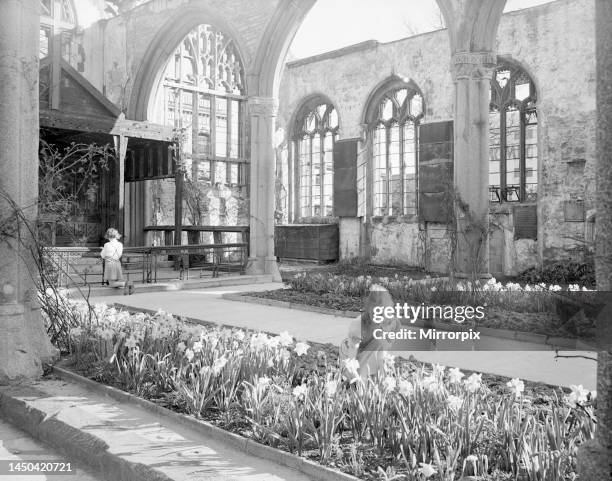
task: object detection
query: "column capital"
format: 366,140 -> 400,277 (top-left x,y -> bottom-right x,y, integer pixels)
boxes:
248,96 -> 279,117
451,51 -> 496,81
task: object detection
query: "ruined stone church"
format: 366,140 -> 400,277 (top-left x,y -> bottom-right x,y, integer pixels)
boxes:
25,0 -> 597,281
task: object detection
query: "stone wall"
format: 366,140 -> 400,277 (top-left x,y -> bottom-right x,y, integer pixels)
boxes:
77,0 -> 281,109
277,0 -> 596,275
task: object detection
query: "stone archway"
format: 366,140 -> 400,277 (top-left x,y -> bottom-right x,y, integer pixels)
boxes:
250,0 -> 507,279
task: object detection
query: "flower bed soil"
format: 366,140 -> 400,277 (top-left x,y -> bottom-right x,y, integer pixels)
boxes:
242,289 -> 594,341
60,346 -> 568,481
46,296 -> 593,481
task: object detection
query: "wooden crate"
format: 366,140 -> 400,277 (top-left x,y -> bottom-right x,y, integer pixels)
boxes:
275,224 -> 339,262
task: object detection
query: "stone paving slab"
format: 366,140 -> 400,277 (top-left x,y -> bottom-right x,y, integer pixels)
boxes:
0,417 -> 104,480
0,379 -> 317,481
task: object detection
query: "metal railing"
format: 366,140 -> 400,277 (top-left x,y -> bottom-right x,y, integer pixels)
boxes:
42,242 -> 248,288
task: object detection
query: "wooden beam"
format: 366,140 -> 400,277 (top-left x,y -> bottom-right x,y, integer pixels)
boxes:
113,135 -> 128,238
111,119 -> 175,142
40,109 -> 116,134
174,170 -> 184,246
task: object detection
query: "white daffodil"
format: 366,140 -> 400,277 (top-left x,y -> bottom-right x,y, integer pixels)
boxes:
325,379 -> 339,398
294,342 -> 310,356
192,340 -> 203,353
465,373 -> 483,393
382,376 -> 397,392
398,379 -> 414,397
447,394 -> 463,412
278,331 -> 294,347
418,462 -> 437,479
184,348 -> 194,361
506,378 -> 525,398
448,367 -> 465,384
567,384 -> 590,407
292,383 -> 308,400
250,333 -> 269,351
212,356 -> 228,375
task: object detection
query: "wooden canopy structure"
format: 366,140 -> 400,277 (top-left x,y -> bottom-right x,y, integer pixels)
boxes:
39,58 -> 176,246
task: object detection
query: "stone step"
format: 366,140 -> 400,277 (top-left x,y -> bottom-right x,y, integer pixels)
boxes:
0,377 -> 324,481
65,274 -> 274,298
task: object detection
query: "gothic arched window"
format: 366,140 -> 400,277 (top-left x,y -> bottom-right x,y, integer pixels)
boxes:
368,84 -> 423,217
154,24 -> 246,188
294,102 -> 339,218
39,0 -> 76,61
39,0 -> 76,108
489,62 -> 538,203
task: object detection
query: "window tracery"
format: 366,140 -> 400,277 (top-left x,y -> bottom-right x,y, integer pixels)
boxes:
489,62 -> 538,203
156,24 -> 246,189
368,85 -> 423,217
293,102 -> 339,218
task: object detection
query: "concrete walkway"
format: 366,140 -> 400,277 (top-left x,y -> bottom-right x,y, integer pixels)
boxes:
93,283 -> 598,390
0,417 -> 103,480
0,379 -> 314,481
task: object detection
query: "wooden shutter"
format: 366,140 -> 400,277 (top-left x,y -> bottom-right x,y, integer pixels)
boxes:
514,205 -> 537,239
125,142 -> 175,182
333,139 -> 358,217
418,121 -> 453,222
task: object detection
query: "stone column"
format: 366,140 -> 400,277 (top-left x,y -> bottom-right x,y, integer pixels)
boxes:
0,0 -> 57,383
246,97 -> 281,281
578,0 -> 612,477
451,52 -> 496,278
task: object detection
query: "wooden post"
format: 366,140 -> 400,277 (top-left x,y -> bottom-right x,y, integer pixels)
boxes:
113,135 -> 127,239
174,170 -> 184,246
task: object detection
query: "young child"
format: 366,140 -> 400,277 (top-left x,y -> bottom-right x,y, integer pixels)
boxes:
101,228 -> 125,288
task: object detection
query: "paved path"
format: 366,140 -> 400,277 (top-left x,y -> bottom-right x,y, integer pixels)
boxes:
93,283 -> 598,390
0,417 -> 103,480
0,380 -> 313,481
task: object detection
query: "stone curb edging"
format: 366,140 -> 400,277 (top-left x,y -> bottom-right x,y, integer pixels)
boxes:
221,293 -> 361,318
52,366 -> 359,481
221,294 -> 590,351
0,385 -> 174,481
68,275 -> 274,298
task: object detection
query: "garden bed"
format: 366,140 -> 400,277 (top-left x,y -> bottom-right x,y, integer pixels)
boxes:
241,289 -> 595,341
254,271 -> 600,342
43,293 -> 596,481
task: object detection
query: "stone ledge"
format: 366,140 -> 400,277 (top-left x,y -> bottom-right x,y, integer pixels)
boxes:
221,293 -> 361,318
51,366 -> 359,481
66,275 -> 274,298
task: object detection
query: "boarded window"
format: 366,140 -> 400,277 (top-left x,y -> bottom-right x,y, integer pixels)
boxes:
418,121 -> 453,222
333,139 -> 358,217
514,204 -> 537,239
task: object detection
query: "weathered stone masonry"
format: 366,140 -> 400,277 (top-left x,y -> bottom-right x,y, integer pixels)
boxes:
277,0 -> 596,275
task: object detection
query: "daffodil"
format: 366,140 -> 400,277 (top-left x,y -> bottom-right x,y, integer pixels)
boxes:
567,384 -> 589,407
506,378 -> 525,398
294,342 -> 310,356
465,373 -> 483,393
418,462 -> 437,479
292,383 -> 308,400
398,379 -> 414,397
448,367 -> 465,384
447,394 -> 463,412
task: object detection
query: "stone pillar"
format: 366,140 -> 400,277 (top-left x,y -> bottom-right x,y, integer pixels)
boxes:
246,97 -> 281,281
578,0 -> 612,477
0,0 -> 57,383
451,52 -> 496,278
